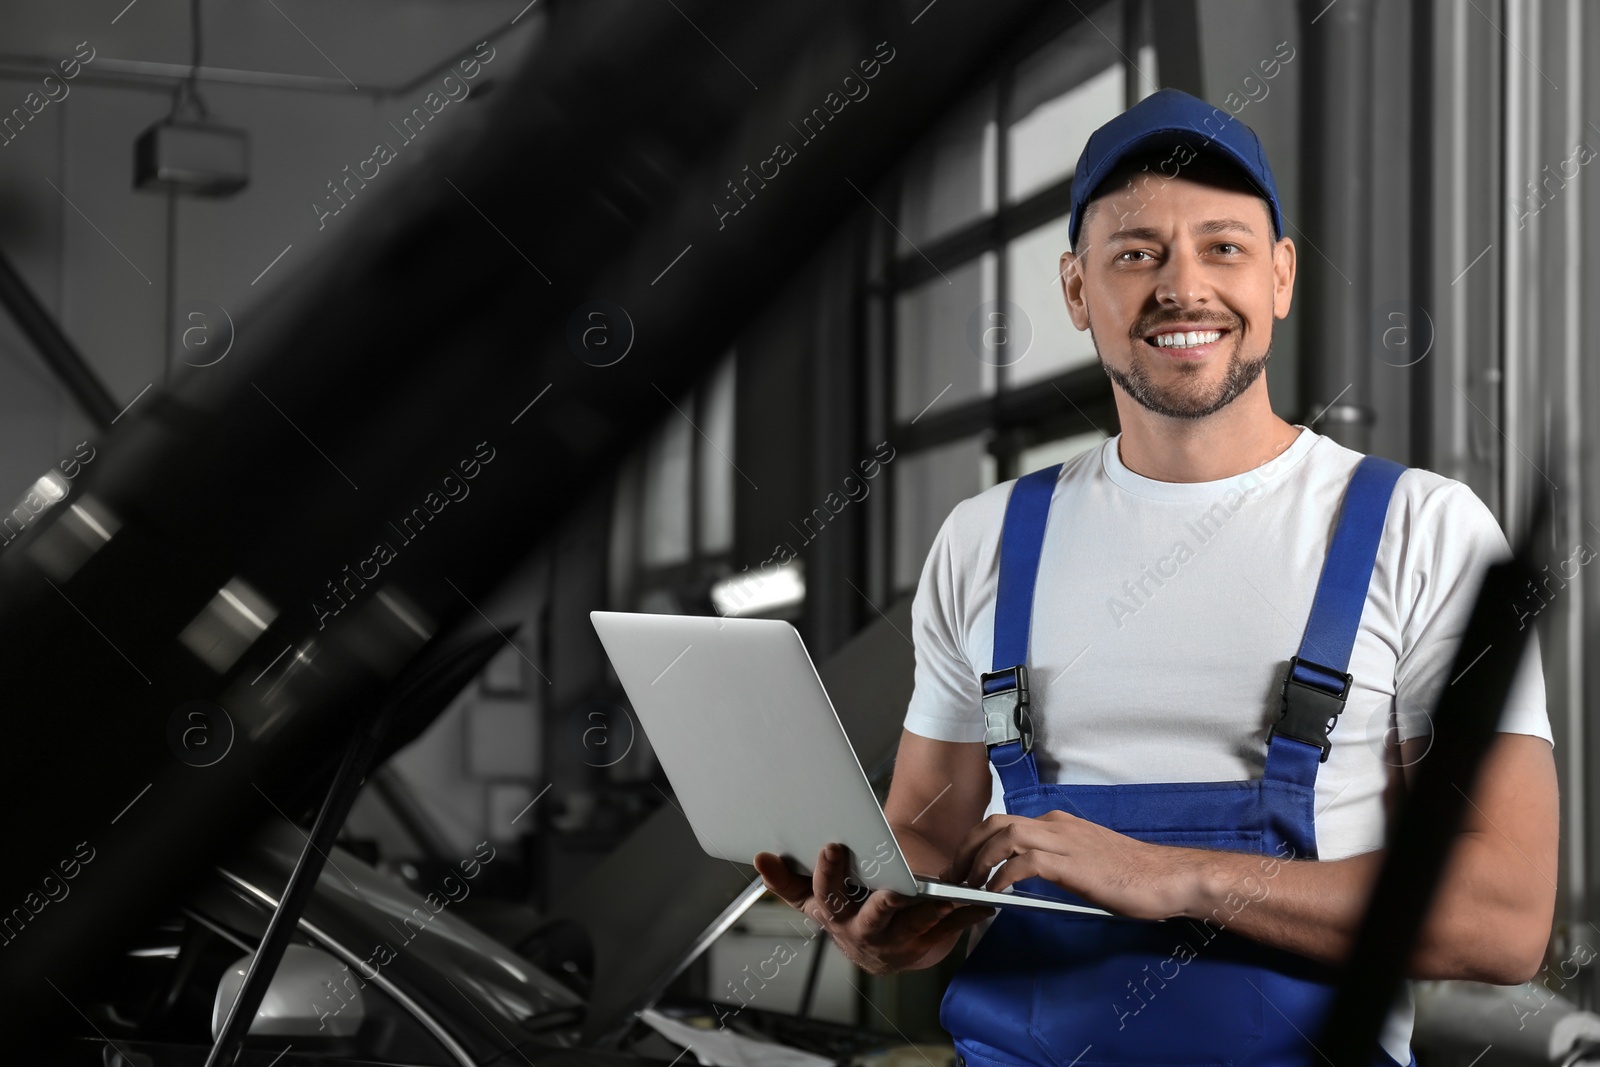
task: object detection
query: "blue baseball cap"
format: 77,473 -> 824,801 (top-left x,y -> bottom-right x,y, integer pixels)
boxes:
1068,88 -> 1284,249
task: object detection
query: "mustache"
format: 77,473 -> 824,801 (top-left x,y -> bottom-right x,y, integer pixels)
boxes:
1133,317 -> 1237,335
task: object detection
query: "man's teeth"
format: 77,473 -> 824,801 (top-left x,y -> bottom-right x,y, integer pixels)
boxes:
1152,330 -> 1223,348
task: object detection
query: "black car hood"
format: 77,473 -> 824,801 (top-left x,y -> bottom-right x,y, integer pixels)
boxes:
0,0 -> 1068,1042
193,819 -> 584,1064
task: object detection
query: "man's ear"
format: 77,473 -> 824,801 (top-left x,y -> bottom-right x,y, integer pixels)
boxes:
1272,236 -> 1296,320
1059,249 -> 1090,331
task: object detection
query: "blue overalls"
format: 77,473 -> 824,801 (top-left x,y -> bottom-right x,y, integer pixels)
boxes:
940,454 -> 1416,1067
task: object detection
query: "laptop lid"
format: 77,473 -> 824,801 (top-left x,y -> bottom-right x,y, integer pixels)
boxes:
589,611 -> 920,895
540,598 -> 915,1046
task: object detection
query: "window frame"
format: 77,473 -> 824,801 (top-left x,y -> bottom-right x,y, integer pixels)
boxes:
873,0 -> 1159,596
609,352 -> 738,615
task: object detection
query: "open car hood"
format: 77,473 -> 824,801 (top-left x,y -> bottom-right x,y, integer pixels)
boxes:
194,819 -> 585,1064
0,0 -> 1067,1042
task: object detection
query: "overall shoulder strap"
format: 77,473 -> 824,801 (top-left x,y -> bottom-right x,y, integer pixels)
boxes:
1266,454 -> 1407,787
985,463 -> 1062,792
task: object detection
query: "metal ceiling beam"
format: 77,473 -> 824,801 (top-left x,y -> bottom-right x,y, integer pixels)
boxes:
0,17 -> 539,98
0,243 -> 117,429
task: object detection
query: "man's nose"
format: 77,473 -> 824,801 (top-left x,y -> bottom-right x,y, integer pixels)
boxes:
1153,244 -> 1210,307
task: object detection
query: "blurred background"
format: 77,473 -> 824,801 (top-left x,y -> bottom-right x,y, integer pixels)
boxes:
0,0 -> 1597,1064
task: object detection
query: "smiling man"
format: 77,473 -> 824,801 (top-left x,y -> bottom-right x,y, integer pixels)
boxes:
754,88 -> 1558,1067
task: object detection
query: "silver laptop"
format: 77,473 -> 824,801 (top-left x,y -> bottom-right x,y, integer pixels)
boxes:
589,610 -> 1112,917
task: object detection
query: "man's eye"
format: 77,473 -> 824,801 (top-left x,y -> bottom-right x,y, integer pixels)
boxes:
1117,250 -> 1153,262
1212,243 -> 1242,255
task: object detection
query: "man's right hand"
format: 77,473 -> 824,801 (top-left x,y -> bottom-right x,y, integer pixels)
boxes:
753,842 -> 994,976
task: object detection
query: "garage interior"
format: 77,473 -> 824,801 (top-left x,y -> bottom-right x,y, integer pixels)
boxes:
0,0 -> 1597,1064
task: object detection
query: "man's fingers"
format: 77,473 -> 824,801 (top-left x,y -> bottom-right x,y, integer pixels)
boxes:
952,829 -> 1011,886
753,851 -> 812,910
887,899 -> 967,939
852,890 -> 941,938
928,904 -> 997,937
962,819 -> 1059,886
811,844 -> 835,911
949,814 -> 1018,885
983,850 -> 1040,892
813,842 -> 860,922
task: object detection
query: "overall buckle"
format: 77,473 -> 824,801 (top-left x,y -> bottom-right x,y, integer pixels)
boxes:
1270,655 -> 1351,763
980,664 -> 1034,754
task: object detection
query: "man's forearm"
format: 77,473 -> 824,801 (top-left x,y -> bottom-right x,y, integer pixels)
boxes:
1175,843 -> 1382,967
888,822 -> 956,881
1175,837 -> 1548,983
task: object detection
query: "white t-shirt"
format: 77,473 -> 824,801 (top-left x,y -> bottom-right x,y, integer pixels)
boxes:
902,424 -> 1553,1063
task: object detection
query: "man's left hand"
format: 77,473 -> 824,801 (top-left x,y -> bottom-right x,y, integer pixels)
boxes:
949,810 -> 1200,921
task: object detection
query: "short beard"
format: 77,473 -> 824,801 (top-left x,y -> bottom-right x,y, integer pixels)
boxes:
1096,324 -> 1272,420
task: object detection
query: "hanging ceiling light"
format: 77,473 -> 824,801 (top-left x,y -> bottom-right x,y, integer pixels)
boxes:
134,0 -> 248,197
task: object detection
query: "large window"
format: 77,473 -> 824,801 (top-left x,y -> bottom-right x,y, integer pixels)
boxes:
608,351 -> 736,613
879,0 -> 1157,595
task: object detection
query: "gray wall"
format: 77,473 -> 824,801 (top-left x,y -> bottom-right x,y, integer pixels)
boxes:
0,0 -> 541,503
